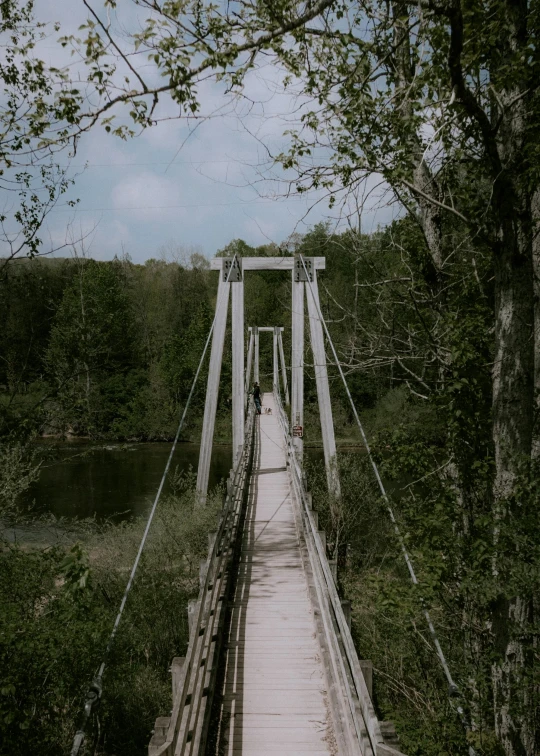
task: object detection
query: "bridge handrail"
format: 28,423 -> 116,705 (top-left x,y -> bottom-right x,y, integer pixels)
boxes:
152,404 -> 256,756
274,389 -> 404,756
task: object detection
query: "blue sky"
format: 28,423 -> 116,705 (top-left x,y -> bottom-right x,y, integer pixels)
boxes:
30,1 -> 397,264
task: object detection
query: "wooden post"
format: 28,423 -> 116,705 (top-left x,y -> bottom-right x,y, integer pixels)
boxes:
291,271 -> 304,459
232,280 -> 245,460
199,559 -> 208,587
273,327 -> 279,392
211,257 -> 325,272
341,599 -> 352,630
171,657 -> 185,701
360,660 -> 373,700
245,329 -> 254,402
196,275 -> 230,502
253,326 -> 260,384
306,270 -> 341,500
188,598 -> 199,635
278,330 -> 290,406
149,716 -> 171,755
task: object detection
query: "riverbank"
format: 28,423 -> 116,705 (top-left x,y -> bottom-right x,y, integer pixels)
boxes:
35,404 -> 367,446
0,486 -> 222,755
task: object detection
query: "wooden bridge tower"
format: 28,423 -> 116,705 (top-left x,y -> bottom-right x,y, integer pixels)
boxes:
196,255 -> 341,503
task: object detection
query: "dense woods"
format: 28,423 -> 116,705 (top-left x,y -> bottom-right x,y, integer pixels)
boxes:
1,0 -> 539,754
1,252 -> 215,441
0,234 -> 389,444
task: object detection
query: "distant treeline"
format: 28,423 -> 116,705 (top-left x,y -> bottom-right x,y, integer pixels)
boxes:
0,227 -> 393,442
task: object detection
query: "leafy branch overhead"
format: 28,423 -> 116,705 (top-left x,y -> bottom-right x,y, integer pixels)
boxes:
0,0 -> 336,261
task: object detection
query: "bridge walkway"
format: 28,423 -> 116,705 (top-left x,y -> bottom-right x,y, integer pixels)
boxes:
214,392 -> 335,755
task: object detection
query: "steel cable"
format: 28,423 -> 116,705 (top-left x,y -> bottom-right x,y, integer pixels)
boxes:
69,255 -> 237,756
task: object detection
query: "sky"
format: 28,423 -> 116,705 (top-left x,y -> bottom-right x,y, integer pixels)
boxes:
25,1 -> 397,265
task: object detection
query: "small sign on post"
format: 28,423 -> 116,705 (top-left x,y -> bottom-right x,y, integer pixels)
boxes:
294,256 -> 313,282
292,425 -> 303,438
222,257 -> 243,282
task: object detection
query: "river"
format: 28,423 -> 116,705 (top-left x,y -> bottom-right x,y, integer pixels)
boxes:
24,441 -> 331,522
25,442 -> 233,521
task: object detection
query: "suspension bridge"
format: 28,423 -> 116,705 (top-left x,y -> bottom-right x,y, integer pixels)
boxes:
72,254 -> 468,756
144,256 -> 406,756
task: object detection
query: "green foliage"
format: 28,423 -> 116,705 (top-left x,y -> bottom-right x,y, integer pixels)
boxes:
344,565 -> 470,756
60,542 -> 90,593
305,452 -> 383,564
0,255 -> 217,441
0,441 -> 41,517
0,544 -> 110,751
161,301 -> 214,414
0,483 -> 222,755
0,2 -> 81,263
45,259 -> 136,437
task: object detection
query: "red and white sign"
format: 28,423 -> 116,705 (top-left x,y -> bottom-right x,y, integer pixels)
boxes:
292,425 -> 303,438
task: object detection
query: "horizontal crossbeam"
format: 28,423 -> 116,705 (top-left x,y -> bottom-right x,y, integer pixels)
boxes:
210,256 -> 326,271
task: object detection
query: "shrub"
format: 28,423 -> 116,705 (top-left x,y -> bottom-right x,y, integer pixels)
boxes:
0,482 -> 222,755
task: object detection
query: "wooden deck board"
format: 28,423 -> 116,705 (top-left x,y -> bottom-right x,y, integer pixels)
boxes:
216,394 -> 334,756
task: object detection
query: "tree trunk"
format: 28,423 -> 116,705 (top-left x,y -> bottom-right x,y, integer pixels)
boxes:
532,187 -> 540,461
491,250 -> 535,752
491,222 -> 534,503
488,0 -> 535,748
490,173 -> 535,756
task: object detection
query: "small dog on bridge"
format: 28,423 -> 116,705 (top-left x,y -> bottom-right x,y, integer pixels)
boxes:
263,407 -> 272,415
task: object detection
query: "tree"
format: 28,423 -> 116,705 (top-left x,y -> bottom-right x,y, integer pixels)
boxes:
0,1 -> 84,268
160,299 -> 214,417
268,6 -> 539,752
45,257 -> 135,436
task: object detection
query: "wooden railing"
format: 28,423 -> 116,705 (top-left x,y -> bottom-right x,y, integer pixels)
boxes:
274,389 -> 406,756
148,405 -> 255,756
150,391 -> 405,756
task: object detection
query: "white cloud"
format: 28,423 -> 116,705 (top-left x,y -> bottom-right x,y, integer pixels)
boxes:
20,1 -> 397,265
110,172 -> 185,219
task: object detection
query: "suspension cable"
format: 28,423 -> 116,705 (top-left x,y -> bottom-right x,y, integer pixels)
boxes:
70,255 -> 237,756
299,255 -> 476,755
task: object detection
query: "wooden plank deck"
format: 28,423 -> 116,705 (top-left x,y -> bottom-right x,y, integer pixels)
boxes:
215,393 -> 336,756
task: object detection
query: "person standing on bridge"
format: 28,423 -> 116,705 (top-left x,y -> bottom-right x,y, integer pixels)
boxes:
252,382 -> 262,415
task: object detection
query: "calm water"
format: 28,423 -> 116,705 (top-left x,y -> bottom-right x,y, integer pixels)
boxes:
22,441 -> 336,522
25,442 -> 233,521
